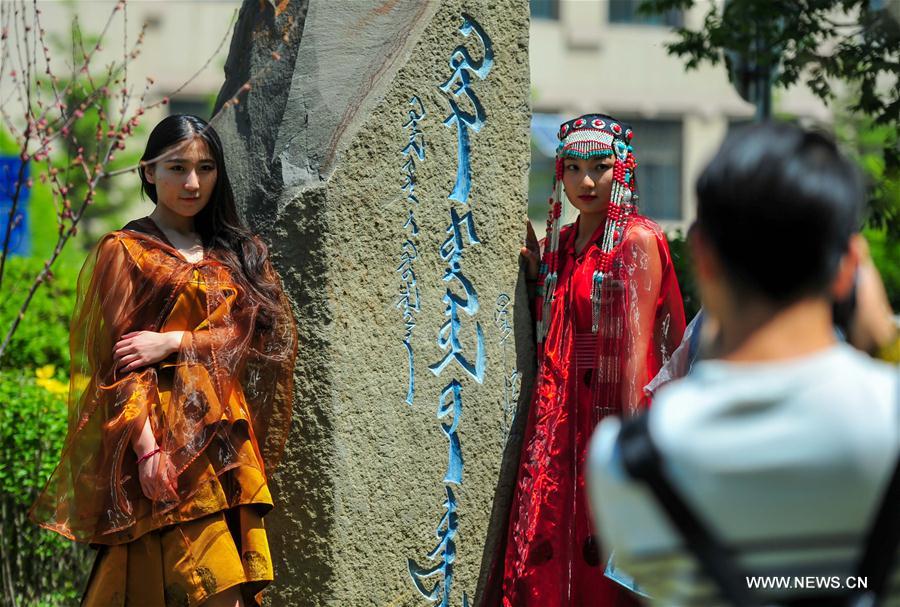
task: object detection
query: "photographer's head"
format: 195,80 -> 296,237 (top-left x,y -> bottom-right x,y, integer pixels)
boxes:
691,122 -> 864,322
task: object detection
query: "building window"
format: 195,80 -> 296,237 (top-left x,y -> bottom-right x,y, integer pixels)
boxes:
608,0 -> 682,27
628,119 -> 682,221
168,97 -> 213,121
530,0 -> 559,20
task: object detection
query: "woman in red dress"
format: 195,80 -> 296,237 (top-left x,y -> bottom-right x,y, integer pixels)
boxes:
501,114 -> 686,606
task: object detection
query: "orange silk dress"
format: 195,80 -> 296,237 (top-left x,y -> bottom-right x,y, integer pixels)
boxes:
30,218 -> 297,606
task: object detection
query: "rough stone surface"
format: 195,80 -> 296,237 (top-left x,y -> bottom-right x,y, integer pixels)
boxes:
214,1 -> 531,604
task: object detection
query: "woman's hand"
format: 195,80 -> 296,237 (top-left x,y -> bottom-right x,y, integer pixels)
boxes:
113,331 -> 183,373
521,220 -> 540,282
137,450 -> 178,501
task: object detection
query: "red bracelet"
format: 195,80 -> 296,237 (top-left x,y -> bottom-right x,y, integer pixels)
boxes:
136,447 -> 161,465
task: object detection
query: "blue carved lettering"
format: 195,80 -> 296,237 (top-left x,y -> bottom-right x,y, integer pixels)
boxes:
440,207 -> 480,262
408,17 -> 492,607
398,96 -> 426,406
404,210 -> 419,236
429,207 -> 485,383
408,486 -> 461,607
430,296 -> 486,383
438,380 -> 464,484
438,14 -> 493,204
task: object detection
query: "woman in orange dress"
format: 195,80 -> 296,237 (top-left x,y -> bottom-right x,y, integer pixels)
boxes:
30,114 -> 297,607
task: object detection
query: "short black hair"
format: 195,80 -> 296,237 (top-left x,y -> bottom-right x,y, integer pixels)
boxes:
695,122 -> 863,303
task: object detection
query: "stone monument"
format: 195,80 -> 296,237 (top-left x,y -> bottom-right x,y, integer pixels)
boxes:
213,1 -> 532,604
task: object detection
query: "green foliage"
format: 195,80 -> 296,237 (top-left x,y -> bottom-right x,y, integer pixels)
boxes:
667,230 -> 702,323
639,0 -> 900,126
865,226 -> 900,309
0,371 -> 91,606
21,156 -> 92,270
640,0 -> 900,237
0,257 -> 78,371
0,257 -> 90,605
0,129 -> 19,155
834,111 -> 900,238
639,0 -> 899,308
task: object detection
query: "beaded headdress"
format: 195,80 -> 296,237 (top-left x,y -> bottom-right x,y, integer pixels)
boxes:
536,113 -> 639,344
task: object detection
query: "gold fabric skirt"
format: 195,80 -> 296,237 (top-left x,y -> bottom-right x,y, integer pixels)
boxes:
82,505 -> 272,607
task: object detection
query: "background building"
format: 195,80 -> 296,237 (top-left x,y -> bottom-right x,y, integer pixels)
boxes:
31,0 -> 240,118
10,1 -> 243,225
10,0 -> 836,234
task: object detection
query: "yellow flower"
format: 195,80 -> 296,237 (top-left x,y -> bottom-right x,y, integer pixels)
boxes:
35,365 -> 69,397
35,364 -> 55,380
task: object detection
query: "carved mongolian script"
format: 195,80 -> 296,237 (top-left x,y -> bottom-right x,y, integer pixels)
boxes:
407,14 -> 492,607
438,13 -> 493,205
398,96 -> 426,406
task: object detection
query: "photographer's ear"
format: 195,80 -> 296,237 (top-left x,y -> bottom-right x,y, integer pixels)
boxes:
830,234 -> 863,301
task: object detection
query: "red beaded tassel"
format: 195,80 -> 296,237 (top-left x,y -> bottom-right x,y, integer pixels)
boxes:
590,152 -> 636,334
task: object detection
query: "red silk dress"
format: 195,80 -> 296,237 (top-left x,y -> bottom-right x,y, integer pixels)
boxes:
501,215 -> 685,606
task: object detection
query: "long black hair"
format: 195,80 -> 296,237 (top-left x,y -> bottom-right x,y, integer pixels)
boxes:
139,114 -> 282,328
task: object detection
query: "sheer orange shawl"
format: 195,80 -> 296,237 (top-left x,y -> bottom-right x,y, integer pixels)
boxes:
30,219 -> 297,544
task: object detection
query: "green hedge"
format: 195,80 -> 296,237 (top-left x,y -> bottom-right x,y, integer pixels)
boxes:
0,369 -> 91,606
666,230 -> 701,323
667,227 -> 898,321
0,258 -> 77,371
0,257 -> 91,606
865,226 -> 900,310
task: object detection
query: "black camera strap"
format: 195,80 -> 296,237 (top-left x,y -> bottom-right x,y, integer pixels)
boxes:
854,378 -> 900,605
618,413 -> 756,607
